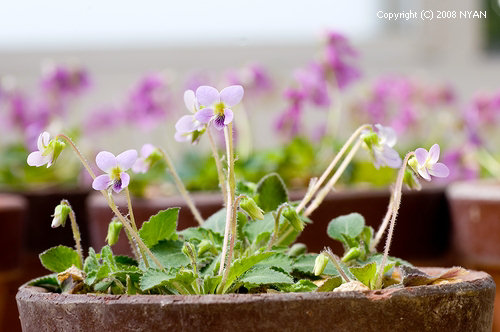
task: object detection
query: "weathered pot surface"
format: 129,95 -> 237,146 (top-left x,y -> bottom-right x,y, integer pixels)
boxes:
16,268 -> 495,332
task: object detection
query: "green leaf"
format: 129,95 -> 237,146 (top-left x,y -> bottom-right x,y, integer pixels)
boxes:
100,246 -> 116,271
28,274 -> 59,290
236,181 -> 257,196
39,245 -> 81,272
240,267 -> 294,288
94,279 -> 113,292
115,255 -> 138,267
202,208 -> 227,236
139,268 -> 176,291
244,212 -> 276,244
360,226 -> 374,251
221,252 -> 274,293
317,276 -> 343,292
292,254 -> 340,276
203,275 -> 222,294
327,213 -> 365,242
139,208 -> 179,248
254,173 -> 288,212
142,240 -> 190,269
280,279 -> 317,292
83,248 -> 99,274
254,253 -> 294,273
349,262 -> 377,289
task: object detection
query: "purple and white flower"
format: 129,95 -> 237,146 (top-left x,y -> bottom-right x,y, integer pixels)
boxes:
410,144 -> 450,181
92,150 -> 137,193
194,85 -> 244,130
132,144 -> 160,173
27,131 -> 65,168
361,124 -> 402,169
174,90 -> 205,143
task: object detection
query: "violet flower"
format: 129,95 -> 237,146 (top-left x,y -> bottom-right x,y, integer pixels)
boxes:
361,124 -> 402,169
92,150 -> 138,193
294,62 -> 330,108
274,88 -> 305,137
175,90 -> 205,143
27,131 -> 65,168
324,31 -> 361,90
226,64 -> 273,96
132,144 -> 161,174
410,144 -> 450,181
194,85 -> 244,130
40,64 -> 90,97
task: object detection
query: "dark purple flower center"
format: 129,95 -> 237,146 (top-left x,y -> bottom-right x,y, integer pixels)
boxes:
214,114 -> 225,128
113,179 -> 122,191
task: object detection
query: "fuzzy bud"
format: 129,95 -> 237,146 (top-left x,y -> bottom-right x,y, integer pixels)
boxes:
197,239 -> 214,256
341,247 -> 361,263
106,219 -> 123,246
51,204 -> 71,228
182,242 -> 197,262
282,206 -> 304,232
313,253 -> 329,276
288,243 -> 307,257
239,197 -> 265,220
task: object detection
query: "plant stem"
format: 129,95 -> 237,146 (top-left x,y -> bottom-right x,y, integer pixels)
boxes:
370,191 -> 395,252
125,187 -> 149,267
55,134 -> 96,178
219,123 -> 236,276
266,204 -> 287,251
304,139 -> 362,217
323,248 -> 350,283
158,147 -> 204,226
61,200 -> 83,268
206,128 -> 227,204
296,124 -> 371,214
375,152 -> 414,289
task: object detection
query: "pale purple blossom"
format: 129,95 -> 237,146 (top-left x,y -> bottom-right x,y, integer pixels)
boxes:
324,31 -> 361,89
40,64 -> 90,97
274,88 -> 305,137
84,106 -> 125,135
225,64 -> 273,96
294,62 -> 330,108
27,132 -> 64,168
174,90 -> 205,143
362,124 -> 402,169
132,144 -> 157,173
442,147 -> 479,182
194,85 -> 244,130
412,144 -> 450,181
92,150 -> 137,193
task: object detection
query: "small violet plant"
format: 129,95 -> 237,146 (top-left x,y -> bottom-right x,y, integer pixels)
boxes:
27,83 -> 461,297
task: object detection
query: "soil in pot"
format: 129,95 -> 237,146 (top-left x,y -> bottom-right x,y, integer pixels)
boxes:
16,268 -> 495,332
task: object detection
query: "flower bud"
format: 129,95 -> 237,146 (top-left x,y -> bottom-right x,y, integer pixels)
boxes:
361,131 -> 379,150
288,243 -> 307,257
403,169 -> 422,190
408,156 -> 419,174
341,247 -> 361,263
197,239 -> 214,256
239,197 -> 265,220
182,242 -> 197,262
51,204 -> 71,228
313,253 -> 329,276
282,206 -> 304,232
106,219 -> 123,246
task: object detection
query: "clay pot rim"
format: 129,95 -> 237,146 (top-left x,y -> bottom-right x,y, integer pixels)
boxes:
447,179 -> 500,200
17,268 -> 493,305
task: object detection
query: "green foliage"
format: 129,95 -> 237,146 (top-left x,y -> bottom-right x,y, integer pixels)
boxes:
240,267 -> 294,289
327,213 -> 365,242
254,173 -> 288,212
139,208 -> 179,248
39,246 -> 82,272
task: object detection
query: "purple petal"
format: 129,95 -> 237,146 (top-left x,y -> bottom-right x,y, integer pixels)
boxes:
96,151 -> 117,172
116,149 -> 138,170
174,131 -> 190,142
92,174 -> 111,190
429,162 -> 450,178
220,85 -> 244,107
175,115 -> 198,133
418,168 -> 431,181
213,115 -> 226,131
27,151 -> 51,167
428,144 -> 440,164
132,158 -> 148,174
382,147 -> 402,169
223,108 -> 234,124
195,108 -> 214,124
37,131 -> 50,151
415,148 -> 428,166
140,144 -> 156,158
196,86 -> 219,106
112,172 -> 130,193
184,90 -> 197,113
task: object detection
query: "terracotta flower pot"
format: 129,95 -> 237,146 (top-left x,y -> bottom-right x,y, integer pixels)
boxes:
87,192 -> 224,255
447,180 -> 500,331
16,268 -> 495,332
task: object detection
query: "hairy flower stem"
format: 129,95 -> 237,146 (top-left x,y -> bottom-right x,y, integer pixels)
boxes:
304,139 -> 362,217
207,129 -> 227,203
370,191 -> 395,252
266,204 -> 288,251
125,187 -> 148,266
58,134 -> 162,269
323,247 -> 350,283
219,123 -> 236,276
296,124 -> 371,214
158,147 -> 204,226
218,195 -> 244,293
61,200 -> 83,267
375,152 -> 414,289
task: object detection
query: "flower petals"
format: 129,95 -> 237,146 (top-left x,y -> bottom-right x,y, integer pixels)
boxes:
428,144 -> 440,164
418,168 -> 432,181
174,131 -> 190,142
27,151 -> 51,167
195,108 -> 215,124
429,162 -> 450,178
175,115 -> 198,133
96,151 -> 117,172
37,132 -> 50,151
196,86 -> 219,106
112,172 -> 130,193
415,148 -> 428,166
92,174 -> 111,190
220,85 -> 244,107
223,108 -> 234,125
116,149 -> 138,170
184,90 -> 197,113
382,146 -> 402,168
140,144 -> 156,158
